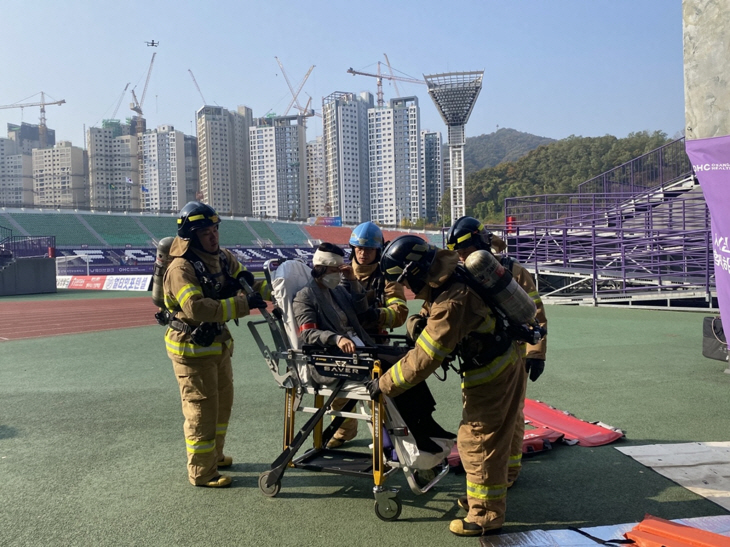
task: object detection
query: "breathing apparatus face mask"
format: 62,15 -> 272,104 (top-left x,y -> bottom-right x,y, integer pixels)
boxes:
321,272 -> 341,289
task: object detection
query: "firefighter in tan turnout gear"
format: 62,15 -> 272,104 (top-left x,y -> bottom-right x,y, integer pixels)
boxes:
327,222 -> 409,448
370,235 -> 527,537
161,201 -> 267,488
447,216 -> 548,488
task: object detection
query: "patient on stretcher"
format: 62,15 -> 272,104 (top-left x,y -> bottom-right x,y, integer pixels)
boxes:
292,243 -> 454,453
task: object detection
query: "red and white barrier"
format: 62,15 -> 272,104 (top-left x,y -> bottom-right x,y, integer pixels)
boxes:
57,275 -> 152,291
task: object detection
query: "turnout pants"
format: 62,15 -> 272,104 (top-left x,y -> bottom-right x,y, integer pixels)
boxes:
170,343 -> 234,485
508,366 -> 529,485
458,355 -> 525,529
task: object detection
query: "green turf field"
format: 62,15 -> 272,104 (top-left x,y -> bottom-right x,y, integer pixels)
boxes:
1,301 -> 728,546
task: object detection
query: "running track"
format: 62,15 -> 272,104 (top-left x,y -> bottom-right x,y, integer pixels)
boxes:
0,297 -> 271,341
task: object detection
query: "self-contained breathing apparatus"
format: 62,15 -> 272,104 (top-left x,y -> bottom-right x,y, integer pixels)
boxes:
151,241 -> 253,347
407,254 -> 546,380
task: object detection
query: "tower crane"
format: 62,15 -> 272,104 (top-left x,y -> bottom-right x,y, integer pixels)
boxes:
0,92 -> 66,149
130,52 -> 156,127
383,54 -> 401,97
274,57 -> 316,116
188,69 -> 207,105
128,51 -> 156,210
347,63 -> 425,107
111,83 -> 130,119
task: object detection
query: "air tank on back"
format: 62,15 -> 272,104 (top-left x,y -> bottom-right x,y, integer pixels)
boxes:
151,236 -> 175,308
464,249 -> 536,325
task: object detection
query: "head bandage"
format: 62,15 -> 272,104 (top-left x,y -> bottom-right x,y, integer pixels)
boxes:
313,250 -> 344,267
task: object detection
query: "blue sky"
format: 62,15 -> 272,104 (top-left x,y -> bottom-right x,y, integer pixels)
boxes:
1,1 -> 684,145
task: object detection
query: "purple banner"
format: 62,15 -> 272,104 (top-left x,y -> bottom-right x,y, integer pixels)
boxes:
685,135 -> 730,333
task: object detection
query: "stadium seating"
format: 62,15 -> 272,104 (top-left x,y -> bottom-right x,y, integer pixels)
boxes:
6,213 -> 99,246
266,221 -> 309,245
217,218 -> 257,246
246,220 -> 283,245
136,214 -> 179,241
82,214 -> 152,246
303,226 -> 352,245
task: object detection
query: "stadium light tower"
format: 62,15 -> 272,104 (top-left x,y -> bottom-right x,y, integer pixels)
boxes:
424,71 -> 484,222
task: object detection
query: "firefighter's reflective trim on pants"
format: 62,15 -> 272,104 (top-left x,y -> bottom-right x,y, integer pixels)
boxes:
508,452 -> 522,469
216,423 -> 228,436
220,297 -> 237,322
186,438 -> 216,454
381,306 -> 396,328
416,329 -> 453,362
461,344 -> 519,389
176,283 -> 202,308
165,331 -> 231,357
467,480 -> 508,501
389,361 -> 415,390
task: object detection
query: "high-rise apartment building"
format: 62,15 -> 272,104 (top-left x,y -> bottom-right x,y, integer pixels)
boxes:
196,105 -> 253,216
8,122 -> 56,155
306,136 -> 325,217
420,130 -> 443,224
87,122 -> 139,210
140,125 -> 186,212
0,138 -> 32,206
32,141 -> 87,207
249,114 -> 307,220
368,97 -> 421,226
183,135 -> 199,203
322,91 -> 373,223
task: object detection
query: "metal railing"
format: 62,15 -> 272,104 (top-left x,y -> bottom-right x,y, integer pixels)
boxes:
0,235 -> 56,259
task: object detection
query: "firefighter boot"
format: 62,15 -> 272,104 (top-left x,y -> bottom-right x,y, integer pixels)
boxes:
197,475 -> 232,488
449,518 -> 502,537
217,455 -> 233,467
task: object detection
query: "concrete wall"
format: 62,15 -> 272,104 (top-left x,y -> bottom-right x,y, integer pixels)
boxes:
683,0 -> 730,139
0,258 -> 56,296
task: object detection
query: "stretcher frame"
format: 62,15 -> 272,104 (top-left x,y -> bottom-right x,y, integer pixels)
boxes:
246,259 -> 450,521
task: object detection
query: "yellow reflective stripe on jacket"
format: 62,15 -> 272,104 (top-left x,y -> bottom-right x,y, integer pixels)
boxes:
164,293 -> 178,310
508,453 -> 522,468
186,438 -> 216,454
165,331 -> 226,357
259,280 -> 271,300
389,361 -> 415,390
381,306 -> 396,328
527,290 -> 542,306
466,480 -> 508,501
461,344 -> 518,389
216,423 -> 228,435
220,297 -> 237,322
231,262 -> 243,278
176,283 -> 201,308
386,296 -> 406,307
416,330 -> 452,362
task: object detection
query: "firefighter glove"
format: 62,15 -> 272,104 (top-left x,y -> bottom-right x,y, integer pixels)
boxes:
246,292 -> 267,310
406,314 -> 428,344
525,358 -> 545,382
365,378 -> 382,400
359,306 -> 380,324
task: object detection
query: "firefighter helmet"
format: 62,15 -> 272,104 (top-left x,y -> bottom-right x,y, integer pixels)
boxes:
446,216 -> 492,252
349,221 -> 384,262
380,235 -> 437,293
177,201 -> 220,240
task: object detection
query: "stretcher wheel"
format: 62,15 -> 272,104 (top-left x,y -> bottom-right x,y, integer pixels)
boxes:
374,496 -> 402,521
258,471 -> 281,497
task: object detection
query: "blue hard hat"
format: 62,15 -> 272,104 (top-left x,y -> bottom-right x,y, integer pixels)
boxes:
349,221 -> 384,249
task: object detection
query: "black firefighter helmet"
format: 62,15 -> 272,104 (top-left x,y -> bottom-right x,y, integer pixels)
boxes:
380,235 -> 438,294
177,201 -> 220,240
446,216 -> 492,252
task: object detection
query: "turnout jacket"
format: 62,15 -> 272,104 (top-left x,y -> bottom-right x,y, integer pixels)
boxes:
293,277 -> 374,347
379,250 -> 521,397
163,237 -> 253,358
352,261 -> 408,332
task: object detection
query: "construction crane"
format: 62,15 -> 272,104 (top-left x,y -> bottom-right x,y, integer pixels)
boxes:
0,92 -> 65,149
130,52 -> 156,123
274,57 -> 315,116
111,83 -> 131,119
188,69 -> 207,105
383,54 -> 401,97
347,63 -> 425,106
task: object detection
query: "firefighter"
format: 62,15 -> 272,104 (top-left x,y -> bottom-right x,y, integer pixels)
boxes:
163,201 -> 267,488
446,216 -> 548,488
371,235 -> 525,536
326,222 -> 410,449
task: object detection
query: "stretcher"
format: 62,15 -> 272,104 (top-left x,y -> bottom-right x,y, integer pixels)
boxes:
246,258 -> 453,521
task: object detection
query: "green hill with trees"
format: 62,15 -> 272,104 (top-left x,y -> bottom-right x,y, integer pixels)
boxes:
464,128 -> 556,173
464,130 -> 673,223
